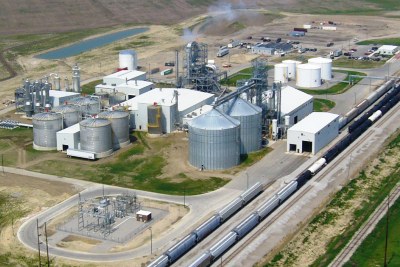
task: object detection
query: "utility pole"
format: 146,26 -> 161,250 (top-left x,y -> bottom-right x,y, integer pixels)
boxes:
45,222 -> 50,267
384,194 -> 390,267
36,219 -> 41,267
183,186 -> 186,207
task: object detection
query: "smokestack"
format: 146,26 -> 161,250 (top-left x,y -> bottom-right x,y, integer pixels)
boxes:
72,63 -> 81,93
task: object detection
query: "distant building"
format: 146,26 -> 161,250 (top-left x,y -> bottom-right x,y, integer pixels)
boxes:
377,45 -> 398,56
252,43 -> 293,55
95,80 -> 154,100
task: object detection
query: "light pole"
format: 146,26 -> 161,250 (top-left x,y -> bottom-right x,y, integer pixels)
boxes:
246,171 -> 249,189
149,227 -> 153,254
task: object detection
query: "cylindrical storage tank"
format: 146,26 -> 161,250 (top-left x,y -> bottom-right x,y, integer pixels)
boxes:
296,64 -> 321,88
227,98 -> 262,154
274,63 -> 288,83
308,57 -> 332,80
94,91 -> 110,108
32,112 -> 63,150
69,97 -> 100,116
188,109 -> 240,170
147,105 -> 162,135
24,101 -> 33,117
272,119 -> 278,139
282,60 -> 301,80
52,105 -> 81,128
79,118 -> 113,158
98,110 -> 130,150
109,92 -> 126,106
119,50 -> 137,70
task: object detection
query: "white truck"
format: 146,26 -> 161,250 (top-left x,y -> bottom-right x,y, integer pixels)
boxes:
67,149 -> 95,160
217,47 -> 229,57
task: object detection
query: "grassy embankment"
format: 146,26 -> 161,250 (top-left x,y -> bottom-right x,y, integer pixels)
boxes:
357,37 -> 400,46
220,66 -> 273,87
263,131 -> 400,267
81,79 -> 103,95
313,98 -> 335,112
345,196 -> 400,266
300,70 -> 366,95
1,128 -> 269,195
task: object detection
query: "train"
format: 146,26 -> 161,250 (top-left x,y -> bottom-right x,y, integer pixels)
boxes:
148,183 -> 263,267
187,82 -> 400,267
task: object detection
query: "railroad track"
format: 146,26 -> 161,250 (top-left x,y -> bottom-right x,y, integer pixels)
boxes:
330,184 -> 400,267
221,102 -> 400,266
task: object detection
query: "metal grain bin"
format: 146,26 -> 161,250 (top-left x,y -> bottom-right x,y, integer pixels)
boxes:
98,110 -> 130,149
69,96 -> 100,116
32,112 -> 63,150
109,92 -> 126,105
227,98 -> 262,154
188,108 -> 240,170
79,118 -> 112,158
52,105 -> 81,128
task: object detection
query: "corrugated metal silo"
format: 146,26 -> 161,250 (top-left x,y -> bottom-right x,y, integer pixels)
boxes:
32,112 -> 63,150
227,98 -> 262,154
109,92 -> 126,105
98,110 -> 130,150
79,118 -> 113,158
69,96 -> 100,116
188,108 -> 240,170
52,105 -> 81,128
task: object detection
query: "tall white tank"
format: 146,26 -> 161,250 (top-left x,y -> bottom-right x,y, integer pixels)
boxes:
308,57 -> 332,80
72,63 -> 81,93
282,60 -> 301,80
119,50 -> 137,70
296,64 -> 321,88
274,63 -> 288,83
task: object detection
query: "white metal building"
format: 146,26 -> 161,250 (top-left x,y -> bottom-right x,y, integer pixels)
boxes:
281,86 -> 314,126
377,45 -> 398,55
56,123 -> 80,151
118,88 -> 215,133
49,90 -> 80,107
95,80 -> 154,100
103,70 -> 146,86
287,112 -> 339,154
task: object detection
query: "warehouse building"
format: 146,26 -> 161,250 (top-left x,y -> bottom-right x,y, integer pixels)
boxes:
56,123 -> 80,151
95,80 -> 154,100
49,90 -> 80,107
377,45 -> 398,56
252,43 -> 293,55
118,88 -> 215,133
287,112 -> 339,154
280,86 -> 314,126
102,70 -> 146,86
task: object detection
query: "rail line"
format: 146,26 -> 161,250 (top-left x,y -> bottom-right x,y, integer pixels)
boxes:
220,102 -> 400,266
330,184 -> 400,267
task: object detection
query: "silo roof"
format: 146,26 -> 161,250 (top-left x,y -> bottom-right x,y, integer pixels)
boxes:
80,118 -> 110,127
188,108 -> 239,130
70,97 -> 99,105
98,110 -> 129,119
227,98 -> 262,117
32,112 -> 62,120
52,105 -> 79,113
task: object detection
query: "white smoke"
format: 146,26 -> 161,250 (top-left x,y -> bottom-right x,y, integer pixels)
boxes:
182,27 -> 200,42
208,1 -> 238,22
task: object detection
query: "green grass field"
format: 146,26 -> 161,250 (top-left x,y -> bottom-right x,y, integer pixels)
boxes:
357,37 -> 400,46
344,195 -> 400,267
333,57 -> 387,69
81,79 -> 102,95
300,70 -> 365,95
220,66 -> 273,86
313,98 -> 336,112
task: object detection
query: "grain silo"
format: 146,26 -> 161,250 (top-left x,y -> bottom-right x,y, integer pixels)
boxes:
98,110 -> 130,150
79,118 -> 113,158
296,64 -> 321,88
52,105 -> 81,128
188,108 -> 240,170
32,112 -> 63,150
274,63 -> 288,83
308,57 -> 332,80
227,98 -> 262,154
69,96 -> 100,116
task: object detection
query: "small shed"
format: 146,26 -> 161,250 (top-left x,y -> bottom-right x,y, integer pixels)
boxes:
377,45 -> 398,56
136,210 -> 152,222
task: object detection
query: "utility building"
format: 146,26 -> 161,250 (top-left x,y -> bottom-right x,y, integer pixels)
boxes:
56,123 -> 80,151
102,70 -> 146,86
281,86 -> 313,126
95,80 -> 154,100
377,45 -> 398,56
287,112 -> 339,154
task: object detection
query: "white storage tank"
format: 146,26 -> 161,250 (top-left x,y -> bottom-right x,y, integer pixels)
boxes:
274,63 -> 288,83
282,60 -> 301,80
296,64 -> 321,88
119,50 -> 137,70
32,112 -> 63,150
98,110 -> 130,150
79,118 -> 113,158
308,57 -> 332,80
188,109 -> 240,170
227,98 -> 262,154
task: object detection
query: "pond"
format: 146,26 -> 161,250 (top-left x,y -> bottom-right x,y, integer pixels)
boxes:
36,27 -> 149,59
